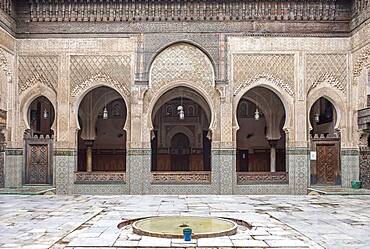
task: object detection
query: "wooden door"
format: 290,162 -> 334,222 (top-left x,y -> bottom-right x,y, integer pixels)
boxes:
25,137 -> 52,185
316,144 -> 339,185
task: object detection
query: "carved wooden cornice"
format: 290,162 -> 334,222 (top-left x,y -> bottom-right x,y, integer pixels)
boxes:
23,0 -> 349,23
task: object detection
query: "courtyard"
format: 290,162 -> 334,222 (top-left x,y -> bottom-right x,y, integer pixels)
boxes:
0,195 -> 369,249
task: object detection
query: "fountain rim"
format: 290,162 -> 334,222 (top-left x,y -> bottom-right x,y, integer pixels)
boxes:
130,215 -> 238,239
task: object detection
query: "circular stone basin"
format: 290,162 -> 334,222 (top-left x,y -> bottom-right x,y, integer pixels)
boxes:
132,216 -> 238,239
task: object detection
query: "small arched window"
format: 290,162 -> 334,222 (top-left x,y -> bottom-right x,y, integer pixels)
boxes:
188,105 -> 194,116
166,105 -> 174,116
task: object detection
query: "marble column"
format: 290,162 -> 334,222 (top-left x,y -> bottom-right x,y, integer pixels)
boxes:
268,140 -> 278,173
84,140 -> 94,173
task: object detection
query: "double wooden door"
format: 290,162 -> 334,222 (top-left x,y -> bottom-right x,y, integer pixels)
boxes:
25,138 -> 53,184
316,143 -> 340,185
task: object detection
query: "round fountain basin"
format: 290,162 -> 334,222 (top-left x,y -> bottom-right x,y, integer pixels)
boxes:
132,216 -> 238,239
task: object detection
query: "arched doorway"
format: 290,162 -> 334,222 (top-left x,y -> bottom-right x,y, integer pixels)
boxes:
236,87 -> 287,184
309,97 -> 340,185
27,96 -> 55,137
77,86 -> 127,173
24,96 -> 55,185
151,86 -> 211,172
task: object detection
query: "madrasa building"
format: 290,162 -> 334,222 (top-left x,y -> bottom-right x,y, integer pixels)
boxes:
0,0 -> 369,195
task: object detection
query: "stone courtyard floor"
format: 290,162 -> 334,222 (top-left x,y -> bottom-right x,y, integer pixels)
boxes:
0,195 -> 369,249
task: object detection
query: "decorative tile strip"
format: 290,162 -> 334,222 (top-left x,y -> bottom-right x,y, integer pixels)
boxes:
75,172 -> 126,184
341,149 -> 360,156
128,149 -> 151,156
212,149 -> 236,156
151,171 -> 211,184
286,147 -> 309,155
237,172 -> 289,185
5,149 -> 23,155
54,149 -> 76,156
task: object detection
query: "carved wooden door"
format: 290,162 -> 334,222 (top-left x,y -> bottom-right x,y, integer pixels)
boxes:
316,144 -> 338,185
25,138 -> 52,185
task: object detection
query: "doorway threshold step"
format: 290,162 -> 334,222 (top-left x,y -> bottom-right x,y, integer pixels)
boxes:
0,185 -> 55,195
308,186 -> 370,195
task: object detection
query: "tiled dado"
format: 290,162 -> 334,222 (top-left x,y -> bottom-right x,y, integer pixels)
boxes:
151,171 -> 211,184
0,152 -> 4,188
360,148 -> 370,189
237,172 -> 289,185
74,172 -> 126,184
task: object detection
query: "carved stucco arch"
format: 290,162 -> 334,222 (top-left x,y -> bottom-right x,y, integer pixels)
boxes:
165,126 -> 196,148
143,42 -> 218,145
241,93 -> 285,141
150,86 -> 212,127
78,93 -> 125,140
146,81 -> 216,132
19,83 -> 57,132
233,77 -> 294,133
307,86 -> 345,134
72,79 -> 130,133
147,41 -> 217,80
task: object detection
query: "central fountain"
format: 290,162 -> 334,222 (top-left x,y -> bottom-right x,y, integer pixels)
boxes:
130,216 -> 238,239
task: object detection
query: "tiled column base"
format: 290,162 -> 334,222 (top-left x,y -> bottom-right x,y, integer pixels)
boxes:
287,147 -> 309,195
55,149 -> 75,195
128,149 -> 149,195
0,151 -> 4,188
341,149 -> 360,188
212,149 -> 234,194
4,149 -> 23,187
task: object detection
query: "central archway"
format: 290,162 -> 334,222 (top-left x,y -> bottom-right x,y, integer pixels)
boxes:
236,86 -> 287,184
77,86 -> 127,172
151,86 -> 211,172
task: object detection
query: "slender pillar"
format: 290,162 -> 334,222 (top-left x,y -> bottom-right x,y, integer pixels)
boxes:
268,140 -> 278,173
84,140 -> 94,173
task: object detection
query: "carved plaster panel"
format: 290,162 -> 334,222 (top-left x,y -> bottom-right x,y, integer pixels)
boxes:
70,55 -> 131,97
150,43 -> 214,90
18,55 -> 58,93
353,44 -> 370,80
233,54 -> 295,96
145,43 -> 216,109
0,48 -> 11,83
306,53 -> 348,93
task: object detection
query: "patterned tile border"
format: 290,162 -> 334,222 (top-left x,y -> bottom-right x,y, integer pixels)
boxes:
5,149 -> 23,155
74,172 -> 126,184
237,172 -> 289,185
286,147 -> 309,155
127,149 -> 151,156
54,149 -> 76,156
211,149 -> 236,155
341,148 -> 360,156
151,171 -> 211,184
